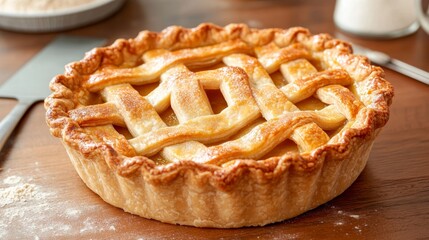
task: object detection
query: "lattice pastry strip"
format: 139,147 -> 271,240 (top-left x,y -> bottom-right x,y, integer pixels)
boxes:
101,84 -> 165,136
70,37 -> 364,165
256,43 -> 354,104
315,85 -> 363,120
156,63 -> 263,162
157,64 -> 212,161
129,71 -> 261,157
280,58 -> 362,120
261,44 -> 362,151
82,125 -> 136,157
68,102 -> 125,127
72,65 -> 262,163
223,53 -> 330,154
85,40 -> 251,92
189,54 -> 347,163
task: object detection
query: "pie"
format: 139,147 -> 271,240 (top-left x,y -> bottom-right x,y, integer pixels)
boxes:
45,23 -> 393,228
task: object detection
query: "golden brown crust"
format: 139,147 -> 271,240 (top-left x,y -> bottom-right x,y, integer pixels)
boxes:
44,23 -> 393,228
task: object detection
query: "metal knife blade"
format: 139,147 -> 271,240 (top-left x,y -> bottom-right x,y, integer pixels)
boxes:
0,35 -> 106,151
351,44 -> 429,85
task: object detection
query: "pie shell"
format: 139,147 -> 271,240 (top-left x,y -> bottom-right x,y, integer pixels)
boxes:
45,23 -> 393,228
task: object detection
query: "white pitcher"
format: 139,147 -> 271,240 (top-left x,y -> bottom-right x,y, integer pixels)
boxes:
416,0 -> 429,34
334,0 -> 429,38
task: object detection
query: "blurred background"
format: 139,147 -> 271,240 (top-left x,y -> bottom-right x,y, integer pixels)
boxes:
0,0 -> 427,72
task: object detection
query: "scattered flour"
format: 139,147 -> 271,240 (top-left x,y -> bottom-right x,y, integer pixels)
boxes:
0,184 -> 35,207
79,216 -> 118,234
80,217 -> 97,233
3,175 -> 23,185
330,206 -> 366,234
0,174 -> 118,238
0,176 -> 51,208
65,208 -> 82,219
336,209 -> 361,220
334,220 -> 345,226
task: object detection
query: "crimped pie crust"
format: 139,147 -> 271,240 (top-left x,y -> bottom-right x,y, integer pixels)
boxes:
45,23 -> 393,228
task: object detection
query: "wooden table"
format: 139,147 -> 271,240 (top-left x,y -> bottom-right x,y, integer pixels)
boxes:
1,0 -> 428,239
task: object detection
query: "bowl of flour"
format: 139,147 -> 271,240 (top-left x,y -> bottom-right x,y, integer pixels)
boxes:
0,0 -> 126,32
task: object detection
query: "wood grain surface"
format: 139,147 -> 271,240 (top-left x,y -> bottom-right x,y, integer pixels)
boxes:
1,0 -> 428,239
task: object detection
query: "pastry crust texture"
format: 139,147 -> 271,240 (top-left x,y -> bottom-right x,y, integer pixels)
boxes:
45,23 -> 393,228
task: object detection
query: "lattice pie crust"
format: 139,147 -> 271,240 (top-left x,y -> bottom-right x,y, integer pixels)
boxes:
45,23 -> 393,228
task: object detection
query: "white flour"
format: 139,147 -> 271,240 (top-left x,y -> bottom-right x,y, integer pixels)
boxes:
0,176 -> 50,208
330,206 -> 367,234
0,183 -> 36,207
0,174 -> 118,239
3,175 -> 22,185
1,174 -> 370,238
0,0 -> 99,13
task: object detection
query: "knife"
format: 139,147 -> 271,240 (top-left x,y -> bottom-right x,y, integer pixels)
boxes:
0,35 -> 105,151
352,44 -> 429,85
